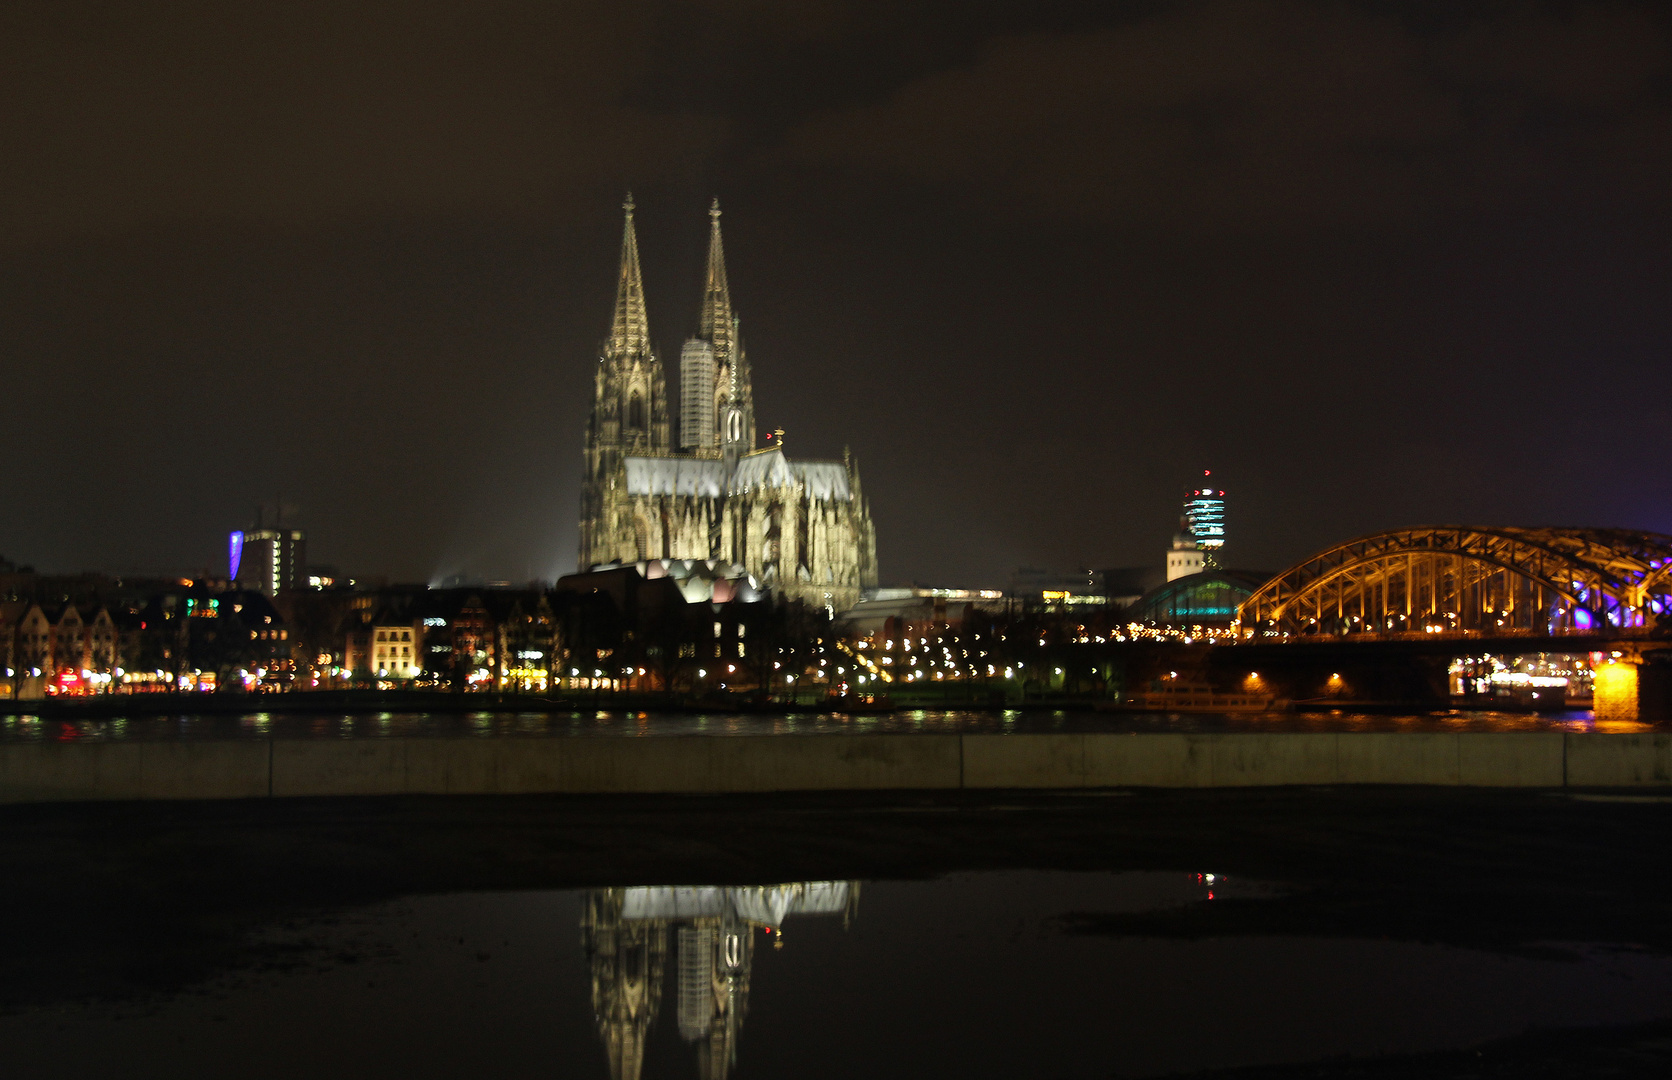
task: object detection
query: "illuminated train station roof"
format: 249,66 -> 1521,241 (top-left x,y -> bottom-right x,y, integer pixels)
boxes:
1127,569 -> 1268,627
1239,526 -> 1672,638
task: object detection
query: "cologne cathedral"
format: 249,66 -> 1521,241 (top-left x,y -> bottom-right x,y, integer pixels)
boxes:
581,882 -> 859,1080
578,197 -> 879,611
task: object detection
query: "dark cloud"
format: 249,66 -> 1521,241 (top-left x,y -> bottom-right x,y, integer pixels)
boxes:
0,2 -> 732,245
785,1 -> 1672,231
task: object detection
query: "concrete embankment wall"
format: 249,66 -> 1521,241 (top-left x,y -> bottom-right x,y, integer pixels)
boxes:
2,733 -> 1669,804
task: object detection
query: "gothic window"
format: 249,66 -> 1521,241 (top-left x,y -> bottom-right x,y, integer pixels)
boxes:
726,410 -> 741,443
628,391 -> 645,431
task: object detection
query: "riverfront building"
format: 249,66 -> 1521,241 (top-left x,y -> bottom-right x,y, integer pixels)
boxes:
577,197 -> 879,612
1166,529 -> 1206,582
231,528 -> 306,596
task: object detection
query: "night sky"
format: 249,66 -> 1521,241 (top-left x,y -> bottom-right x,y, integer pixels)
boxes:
4,1 -> 1670,587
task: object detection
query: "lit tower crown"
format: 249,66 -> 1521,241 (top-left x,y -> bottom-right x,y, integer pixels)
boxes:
1184,470 -> 1227,550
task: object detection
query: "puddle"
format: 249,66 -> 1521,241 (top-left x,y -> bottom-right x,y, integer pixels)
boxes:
4,870 -> 1671,1078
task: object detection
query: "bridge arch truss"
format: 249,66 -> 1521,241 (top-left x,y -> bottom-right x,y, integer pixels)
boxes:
1238,527 -> 1672,639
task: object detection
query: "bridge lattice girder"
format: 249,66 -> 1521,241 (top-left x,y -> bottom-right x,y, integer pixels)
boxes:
1238,526 -> 1672,638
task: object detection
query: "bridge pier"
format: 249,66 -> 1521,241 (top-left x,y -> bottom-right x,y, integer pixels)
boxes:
1593,649 -> 1672,724
1593,656 -> 1639,722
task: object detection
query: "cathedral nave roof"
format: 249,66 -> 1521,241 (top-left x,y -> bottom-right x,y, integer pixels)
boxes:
624,448 -> 853,502
731,449 -> 852,501
624,456 -> 729,497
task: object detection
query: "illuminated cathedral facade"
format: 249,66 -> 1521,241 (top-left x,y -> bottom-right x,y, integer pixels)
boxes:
578,197 -> 878,612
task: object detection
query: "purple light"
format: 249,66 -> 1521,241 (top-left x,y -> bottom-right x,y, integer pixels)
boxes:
229,531 -> 244,581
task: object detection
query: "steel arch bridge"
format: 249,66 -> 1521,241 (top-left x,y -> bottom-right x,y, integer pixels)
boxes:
1238,527 -> 1672,640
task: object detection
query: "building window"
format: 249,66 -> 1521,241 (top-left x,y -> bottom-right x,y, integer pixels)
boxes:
713,621 -> 723,638
737,642 -> 746,657
736,624 -> 746,638
628,391 -> 645,430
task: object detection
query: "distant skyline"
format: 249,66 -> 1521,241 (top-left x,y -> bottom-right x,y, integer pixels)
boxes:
4,1 -> 1670,586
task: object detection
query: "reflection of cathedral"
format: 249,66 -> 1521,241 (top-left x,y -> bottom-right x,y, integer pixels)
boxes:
577,197 -> 879,611
581,882 -> 859,1080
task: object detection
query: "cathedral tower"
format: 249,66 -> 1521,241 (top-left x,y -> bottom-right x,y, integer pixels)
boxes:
680,200 -> 754,462
581,195 -> 670,567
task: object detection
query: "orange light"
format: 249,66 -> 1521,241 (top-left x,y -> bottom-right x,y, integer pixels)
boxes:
1594,661 -> 1639,723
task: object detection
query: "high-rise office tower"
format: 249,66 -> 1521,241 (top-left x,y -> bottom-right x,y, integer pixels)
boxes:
1184,470 -> 1227,550
231,528 -> 306,596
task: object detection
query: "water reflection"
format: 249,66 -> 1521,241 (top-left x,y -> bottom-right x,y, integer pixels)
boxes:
0,706 -> 1634,742
5,870 -> 1672,1078
584,882 -> 859,1080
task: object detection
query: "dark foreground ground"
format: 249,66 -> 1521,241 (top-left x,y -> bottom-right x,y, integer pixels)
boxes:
4,786 -> 1671,1077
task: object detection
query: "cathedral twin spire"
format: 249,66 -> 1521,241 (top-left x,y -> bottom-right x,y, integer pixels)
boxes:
607,194 -> 734,366
607,194 -> 652,362
699,199 -> 735,368
601,195 -> 751,459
